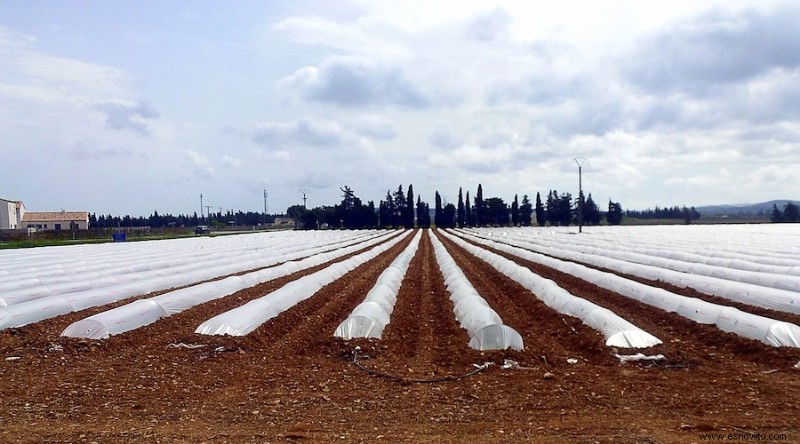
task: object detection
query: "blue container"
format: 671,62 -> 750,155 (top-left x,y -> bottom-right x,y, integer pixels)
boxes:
112,233 -> 127,242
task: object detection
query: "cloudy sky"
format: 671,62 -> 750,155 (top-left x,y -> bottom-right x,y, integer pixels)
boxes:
2,1 -> 799,217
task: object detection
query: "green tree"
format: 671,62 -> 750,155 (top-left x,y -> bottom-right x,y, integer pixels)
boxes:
457,187 -> 465,227
442,203 -> 457,228
286,204 -> 306,221
511,194 -> 519,226
434,191 -> 443,227
783,202 -> 799,223
771,204 -> 784,223
545,190 -> 571,226
298,211 -> 318,230
520,194 -> 533,226
484,197 -> 508,226
475,184 -> 485,227
545,191 -> 555,225
379,189 -> 400,228
392,185 -> 405,227
535,192 -> 545,226
416,196 -> 431,228
404,184 -> 415,228
465,191 -> 473,226
607,200 -> 623,225
583,194 -> 601,225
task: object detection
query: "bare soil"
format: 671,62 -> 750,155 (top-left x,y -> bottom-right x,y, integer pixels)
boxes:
1,229 -> 799,443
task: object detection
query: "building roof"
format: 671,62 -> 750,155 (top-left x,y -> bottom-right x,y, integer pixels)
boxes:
22,211 -> 89,222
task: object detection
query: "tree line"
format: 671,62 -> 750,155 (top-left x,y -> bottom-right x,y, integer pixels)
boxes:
90,210 -> 277,229
289,183 -> 632,229
90,183 -> 711,230
771,202 -> 800,223
626,205 -> 701,223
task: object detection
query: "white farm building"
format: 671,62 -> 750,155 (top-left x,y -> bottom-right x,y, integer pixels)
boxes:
22,211 -> 90,231
0,198 -> 25,230
0,197 -> 89,231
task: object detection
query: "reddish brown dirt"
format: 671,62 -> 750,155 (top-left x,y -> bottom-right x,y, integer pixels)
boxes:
1,229 -> 799,443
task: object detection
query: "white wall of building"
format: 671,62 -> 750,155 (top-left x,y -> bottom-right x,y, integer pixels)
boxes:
0,199 -> 24,230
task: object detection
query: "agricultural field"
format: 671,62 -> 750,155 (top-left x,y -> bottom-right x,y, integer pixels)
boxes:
1,226 -> 799,443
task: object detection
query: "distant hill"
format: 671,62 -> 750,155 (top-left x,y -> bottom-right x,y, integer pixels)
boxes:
695,200 -> 797,217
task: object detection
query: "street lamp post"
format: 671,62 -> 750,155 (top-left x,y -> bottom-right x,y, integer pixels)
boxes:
574,158 -> 586,233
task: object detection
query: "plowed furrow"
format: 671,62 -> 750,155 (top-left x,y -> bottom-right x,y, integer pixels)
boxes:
381,230 -> 476,372
469,238 -> 800,370
436,230 -> 612,366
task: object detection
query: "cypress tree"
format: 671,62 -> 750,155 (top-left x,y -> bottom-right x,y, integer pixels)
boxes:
511,194 -> 519,226
434,191 -> 443,227
465,191 -> 472,226
457,187 -> 465,227
475,184 -> 484,227
404,184 -> 415,228
535,192 -> 545,226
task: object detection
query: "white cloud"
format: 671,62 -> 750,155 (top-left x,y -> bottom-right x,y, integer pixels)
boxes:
222,155 -> 243,169
94,101 -> 160,135
187,150 -> 215,177
284,56 -> 435,108
429,145 -> 513,174
253,118 -> 346,147
466,7 -> 512,43
625,5 -> 800,95
349,114 -> 396,140
665,169 -> 732,188
271,15 -> 410,58
747,165 -> 796,189
252,149 -> 291,162
428,124 -> 463,149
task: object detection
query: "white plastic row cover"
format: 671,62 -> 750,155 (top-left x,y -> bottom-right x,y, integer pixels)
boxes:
501,229 -> 800,293
482,229 -> 800,314
441,230 -> 662,349
0,230 -> 304,278
0,230 -> 380,307
3,230 -> 382,332
429,230 -> 523,351
460,230 -> 800,348
472,229 -> 800,316
334,231 -> 423,340
496,226 -> 800,275
61,230 -> 404,339
195,230 -> 413,336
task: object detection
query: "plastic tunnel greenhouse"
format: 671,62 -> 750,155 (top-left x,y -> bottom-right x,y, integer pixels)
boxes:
334,231 -> 422,340
195,231 -> 412,336
457,229 -> 800,348
440,230 -> 662,349
61,231 -> 403,339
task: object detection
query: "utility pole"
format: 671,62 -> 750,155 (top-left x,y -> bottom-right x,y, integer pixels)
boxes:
205,205 -> 212,225
574,157 -> 586,233
264,187 -> 269,225
200,193 -> 204,224
299,188 -> 310,209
